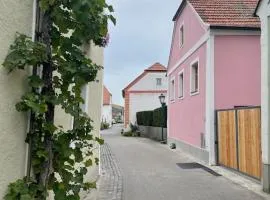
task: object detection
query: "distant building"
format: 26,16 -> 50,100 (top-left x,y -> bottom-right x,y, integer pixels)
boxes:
112,104 -> 124,123
122,62 -> 168,128
102,86 -> 113,126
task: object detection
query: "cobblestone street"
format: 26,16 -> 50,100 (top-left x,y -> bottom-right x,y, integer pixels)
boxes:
97,124 -> 267,200
97,143 -> 123,200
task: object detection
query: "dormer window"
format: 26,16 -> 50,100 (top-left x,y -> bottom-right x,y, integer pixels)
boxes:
180,24 -> 184,48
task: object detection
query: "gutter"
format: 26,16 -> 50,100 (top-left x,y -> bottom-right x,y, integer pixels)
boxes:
210,25 -> 261,31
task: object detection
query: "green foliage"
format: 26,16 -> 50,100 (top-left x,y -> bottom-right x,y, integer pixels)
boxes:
4,178 -> 45,200
122,131 -> 140,137
3,0 -> 115,199
122,131 -> 133,137
129,123 -> 139,132
100,121 -> 110,130
3,34 -> 47,73
136,111 -> 153,126
153,107 -> 167,128
122,124 -> 140,137
136,106 -> 167,128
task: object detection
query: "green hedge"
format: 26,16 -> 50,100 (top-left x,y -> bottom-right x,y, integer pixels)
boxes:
136,111 -> 153,126
136,106 -> 167,128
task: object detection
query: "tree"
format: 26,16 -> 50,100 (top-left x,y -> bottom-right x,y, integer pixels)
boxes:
3,0 -> 115,199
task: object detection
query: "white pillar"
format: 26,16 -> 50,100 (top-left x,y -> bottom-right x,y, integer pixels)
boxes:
262,15 -> 270,192
206,32 -> 216,165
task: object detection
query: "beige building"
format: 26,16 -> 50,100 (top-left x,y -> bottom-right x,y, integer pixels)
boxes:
0,1 -> 104,198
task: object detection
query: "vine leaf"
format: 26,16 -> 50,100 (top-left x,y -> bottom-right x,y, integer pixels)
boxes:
3,0 -> 116,198
3,34 -> 47,73
28,75 -> 44,88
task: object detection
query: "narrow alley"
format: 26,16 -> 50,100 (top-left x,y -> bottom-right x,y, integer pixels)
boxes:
98,125 -> 265,200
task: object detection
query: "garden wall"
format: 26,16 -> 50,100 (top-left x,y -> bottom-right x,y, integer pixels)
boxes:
139,126 -> 167,141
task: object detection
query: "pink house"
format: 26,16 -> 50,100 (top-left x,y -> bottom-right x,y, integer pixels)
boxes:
167,0 -> 261,164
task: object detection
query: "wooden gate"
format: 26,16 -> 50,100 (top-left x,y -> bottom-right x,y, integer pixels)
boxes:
216,107 -> 262,179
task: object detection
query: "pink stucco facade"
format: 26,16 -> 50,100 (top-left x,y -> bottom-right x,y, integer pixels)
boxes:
168,3 -> 261,151
168,3 -> 207,147
169,45 -> 207,147
168,3 -> 207,69
214,35 -> 261,109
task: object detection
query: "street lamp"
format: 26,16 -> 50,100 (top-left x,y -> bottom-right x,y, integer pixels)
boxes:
159,93 -> 166,106
159,94 -> 166,144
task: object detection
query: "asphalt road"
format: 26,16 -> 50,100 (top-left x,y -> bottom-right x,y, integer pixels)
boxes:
101,124 -> 265,200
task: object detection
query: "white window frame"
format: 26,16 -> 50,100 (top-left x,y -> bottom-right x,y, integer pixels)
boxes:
170,77 -> 176,102
178,69 -> 184,100
190,58 -> 200,96
156,78 -> 162,86
179,22 -> 184,48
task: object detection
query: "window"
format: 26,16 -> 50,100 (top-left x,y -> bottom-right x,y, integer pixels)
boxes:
170,78 -> 175,101
156,78 -> 162,86
180,25 -> 184,47
178,71 -> 184,99
191,61 -> 199,94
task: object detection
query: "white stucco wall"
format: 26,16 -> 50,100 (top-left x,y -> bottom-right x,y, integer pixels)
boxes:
0,0 -> 33,198
102,105 -> 113,125
82,44 -> 104,200
129,93 -> 167,125
0,1 -> 103,198
257,0 -> 270,165
130,72 -> 167,91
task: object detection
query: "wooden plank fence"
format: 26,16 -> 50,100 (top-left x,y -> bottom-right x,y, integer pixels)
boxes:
217,107 -> 261,179
217,110 -> 238,170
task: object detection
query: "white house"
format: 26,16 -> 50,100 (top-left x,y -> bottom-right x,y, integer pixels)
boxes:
255,0 -> 270,193
122,62 -> 168,128
102,86 -> 113,126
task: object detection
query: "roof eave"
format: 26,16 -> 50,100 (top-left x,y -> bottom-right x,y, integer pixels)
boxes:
210,25 -> 261,31
254,0 -> 262,16
144,69 -> 167,72
172,0 -> 187,21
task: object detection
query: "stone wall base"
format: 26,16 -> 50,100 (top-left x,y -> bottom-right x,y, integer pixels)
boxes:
139,126 -> 167,141
167,137 -> 209,164
263,164 -> 270,193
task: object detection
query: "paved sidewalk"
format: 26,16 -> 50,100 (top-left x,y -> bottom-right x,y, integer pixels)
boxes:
97,142 -> 123,200
99,124 -> 267,200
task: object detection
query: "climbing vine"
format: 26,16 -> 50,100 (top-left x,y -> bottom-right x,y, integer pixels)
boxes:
3,0 -> 115,199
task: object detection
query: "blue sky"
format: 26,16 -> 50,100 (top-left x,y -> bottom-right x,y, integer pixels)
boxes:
104,0 -> 181,106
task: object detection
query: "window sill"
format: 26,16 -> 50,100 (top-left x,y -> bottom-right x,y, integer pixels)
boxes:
170,99 -> 176,104
190,91 -> 199,96
178,96 -> 184,100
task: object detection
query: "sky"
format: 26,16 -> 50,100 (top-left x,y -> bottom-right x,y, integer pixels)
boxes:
104,0 -> 181,106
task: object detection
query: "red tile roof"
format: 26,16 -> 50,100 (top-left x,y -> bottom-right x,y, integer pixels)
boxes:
103,86 -> 112,105
122,63 -> 167,97
174,0 -> 260,29
145,62 -> 167,72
